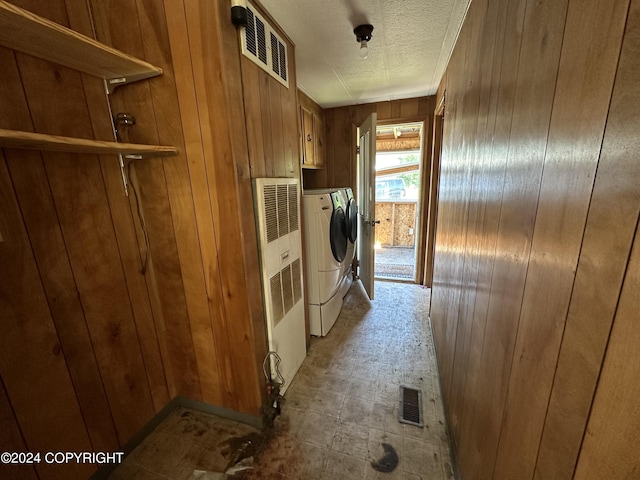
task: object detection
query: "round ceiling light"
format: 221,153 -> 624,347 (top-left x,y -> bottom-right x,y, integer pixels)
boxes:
354,24 -> 374,59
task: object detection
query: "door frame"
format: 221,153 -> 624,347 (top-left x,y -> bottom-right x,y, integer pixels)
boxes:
373,119 -> 427,283
424,94 -> 445,287
352,111 -> 435,285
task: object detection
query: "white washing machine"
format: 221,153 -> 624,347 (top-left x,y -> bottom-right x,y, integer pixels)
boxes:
303,189 -> 349,336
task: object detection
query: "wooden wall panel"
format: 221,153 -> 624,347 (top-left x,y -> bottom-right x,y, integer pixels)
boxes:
0,44 -> 120,454
494,0 -> 629,477
136,0 -> 225,407
163,0 -> 237,409
195,7 -> 256,409
573,222 -> 640,478
444,0 -> 490,445
243,64 -> 267,178
0,377 -> 38,480
453,0 -> 512,471
0,154 -> 94,480
455,0 -> 525,472
96,0 -> 204,402
8,152 -> 120,452
47,153 -> 156,444
1,0 -> 287,475
217,0 -> 273,403
69,0 -> 172,409
280,81 -> 298,178
535,1 -> 639,476
259,71 -> 276,177
479,0 -> 570,473
430,0 -> 635,479
268,81 -> 287,178
13,2 -> 157,445
202,0 -> 264,414
239,9 -> 300,181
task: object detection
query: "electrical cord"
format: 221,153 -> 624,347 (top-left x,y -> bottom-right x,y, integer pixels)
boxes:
115,113 -> 149,275
126,160 -> 150,275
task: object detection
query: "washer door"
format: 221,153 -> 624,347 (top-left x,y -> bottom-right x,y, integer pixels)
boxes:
345,198 -> 358,243
330,206 -> 347,262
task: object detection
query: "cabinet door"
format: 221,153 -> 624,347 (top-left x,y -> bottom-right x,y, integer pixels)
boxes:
314,112 -> 325,167
301,107 -> 315,165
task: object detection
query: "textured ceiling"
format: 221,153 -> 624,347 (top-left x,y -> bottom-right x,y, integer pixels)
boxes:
258,0 -> 471,108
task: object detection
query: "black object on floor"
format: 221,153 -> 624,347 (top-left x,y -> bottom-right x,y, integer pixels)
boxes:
371,443 -> 399,473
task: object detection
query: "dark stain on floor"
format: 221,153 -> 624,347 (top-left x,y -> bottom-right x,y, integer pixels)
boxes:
220,431 -> 265,470
371,443 -> 399,473
177,410 -> 210,437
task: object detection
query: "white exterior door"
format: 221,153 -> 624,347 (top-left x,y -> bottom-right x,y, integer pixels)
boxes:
357,112 -> 377,299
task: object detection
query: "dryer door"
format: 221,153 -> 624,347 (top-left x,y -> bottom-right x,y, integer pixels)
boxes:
329,200 -> 347,263
345,197 -> 358,243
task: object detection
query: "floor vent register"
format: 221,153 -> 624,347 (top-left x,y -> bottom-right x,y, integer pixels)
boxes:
399,386 -> 424,427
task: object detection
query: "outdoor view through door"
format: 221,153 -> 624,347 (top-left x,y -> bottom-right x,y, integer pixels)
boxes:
374,122 -> 423,281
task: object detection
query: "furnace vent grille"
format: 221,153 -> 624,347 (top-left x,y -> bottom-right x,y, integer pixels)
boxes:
268,258 -> 302,326
262,182 -> 298,243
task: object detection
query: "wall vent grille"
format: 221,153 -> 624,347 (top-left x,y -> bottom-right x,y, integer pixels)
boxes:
288,184 -> 298,231
262,181 -> 298,244
268,258 -> 302,326
241,3 -> 289,87
270,272 -> 284,324
264,185 -> 278,242
291,257 -> 302,304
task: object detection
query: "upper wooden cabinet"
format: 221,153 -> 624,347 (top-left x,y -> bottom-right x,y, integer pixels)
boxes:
300,105 -> 325,169
298,90 -> 325,170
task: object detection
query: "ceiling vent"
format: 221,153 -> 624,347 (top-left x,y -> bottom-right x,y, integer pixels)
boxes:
242,3 -> 289,88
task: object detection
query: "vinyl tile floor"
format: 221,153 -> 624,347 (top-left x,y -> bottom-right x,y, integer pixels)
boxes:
106,280 -> 453,480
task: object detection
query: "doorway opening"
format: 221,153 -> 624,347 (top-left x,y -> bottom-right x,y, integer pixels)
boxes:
373,122 -> 423,282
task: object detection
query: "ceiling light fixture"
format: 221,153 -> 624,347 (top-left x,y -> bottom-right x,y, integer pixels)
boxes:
354,24 -> 374,60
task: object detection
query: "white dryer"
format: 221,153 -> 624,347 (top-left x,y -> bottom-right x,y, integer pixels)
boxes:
303,189 -> 349,336
342,187 -> 358,279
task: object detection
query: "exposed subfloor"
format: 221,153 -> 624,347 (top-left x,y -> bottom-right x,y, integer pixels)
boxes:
106,280 -> 452,480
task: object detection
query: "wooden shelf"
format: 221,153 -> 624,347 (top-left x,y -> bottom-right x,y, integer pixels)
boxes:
0,129 -> 178,159
301,163 -> 324,170
0,0 -> 162,91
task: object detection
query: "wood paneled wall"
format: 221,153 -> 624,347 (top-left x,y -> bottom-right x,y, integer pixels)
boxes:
240,17 -> 300,180
0,0 -> 298,477
305,97 -> 434,190
307,97 -> 435,283
430,0 -> 640,478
